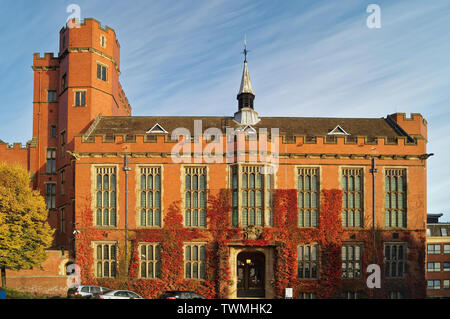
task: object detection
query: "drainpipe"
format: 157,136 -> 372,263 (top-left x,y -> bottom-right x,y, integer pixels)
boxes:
369,157 -> 378,262
122,154 -> 132,270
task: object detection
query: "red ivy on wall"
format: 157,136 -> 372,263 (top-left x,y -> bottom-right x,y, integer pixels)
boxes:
74,188 -> 425,299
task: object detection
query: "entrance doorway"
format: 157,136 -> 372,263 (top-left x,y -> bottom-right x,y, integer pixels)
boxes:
237,251 -> 265,298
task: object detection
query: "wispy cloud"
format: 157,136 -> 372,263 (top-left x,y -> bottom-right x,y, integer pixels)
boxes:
0,0 -> 449,219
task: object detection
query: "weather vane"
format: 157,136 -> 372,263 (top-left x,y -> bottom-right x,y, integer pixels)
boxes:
242,34 -> 250,62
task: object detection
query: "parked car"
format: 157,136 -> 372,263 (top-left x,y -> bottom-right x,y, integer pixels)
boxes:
93,289 -> 145,299
67,285 -> 109,298
159,291 -> 206,299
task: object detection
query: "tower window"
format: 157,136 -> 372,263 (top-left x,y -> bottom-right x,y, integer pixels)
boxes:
46,148 -> 56,174
100,35 -> 106,48
61,169 -> 66,195
50,125 -> 57,138
60,207 -> 65,234
60,131 -> 66,157
61,73 -> 67,91
97,64 -> 107,81
47,90 -> 57,102
74,91 -> 86,106
46,183 -> 56,209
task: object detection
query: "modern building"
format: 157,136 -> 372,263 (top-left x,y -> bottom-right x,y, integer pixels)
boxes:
0,18 -> 430,298
426,214 -> 450,298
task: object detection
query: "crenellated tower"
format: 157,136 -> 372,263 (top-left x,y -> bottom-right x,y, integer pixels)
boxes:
30,18 -> 132,252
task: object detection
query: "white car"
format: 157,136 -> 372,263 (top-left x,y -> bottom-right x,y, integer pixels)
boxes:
94,289 -> 145,299
67,285 -> 109,298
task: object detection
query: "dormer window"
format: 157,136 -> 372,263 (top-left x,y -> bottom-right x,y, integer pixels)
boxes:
442,228 -> 448,236
146,123 -> 168,134
328,125 -> 350,135
243,125 -> 256,134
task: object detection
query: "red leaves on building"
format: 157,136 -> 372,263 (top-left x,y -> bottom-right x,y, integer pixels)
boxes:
74,188 -> 425,299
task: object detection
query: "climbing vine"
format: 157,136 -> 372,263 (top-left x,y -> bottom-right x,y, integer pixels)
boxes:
74,188 -> 425,299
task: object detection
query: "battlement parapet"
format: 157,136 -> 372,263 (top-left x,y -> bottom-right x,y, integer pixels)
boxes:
0,141 -> 29,150
32,52 -> 59,69
388,112 -> 428,141
77,132 -> 424,147
60,18 -> 120,47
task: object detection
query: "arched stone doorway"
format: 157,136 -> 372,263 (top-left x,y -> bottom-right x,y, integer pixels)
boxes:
237,251 -> 265,298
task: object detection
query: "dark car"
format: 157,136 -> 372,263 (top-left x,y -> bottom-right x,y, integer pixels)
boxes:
159,291 -> 206,299
67,285 -> 109,298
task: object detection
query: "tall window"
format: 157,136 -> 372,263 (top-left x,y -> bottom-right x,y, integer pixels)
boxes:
75,91 -> 86,106
60,131 -> 66,157
46,183 -> 56,209
60,207 -> 65,234
139,167 -> 161,227
184,244 -> 206,280
61,169 -> 65,195
384,169 -> 407,228
46,148 -> 56,174
232,165 -> 273,227
342,244 -> 362,279
139,243 -> 161,279
297,167 -> 319,227
61,73 -> 67,91
96,243 -> 117,278
100,35 -> 106,48
384,243 -> 406,278
97,63 -> 107,81
297,244 -> 319,279
50,125 -> 57,138
47,90 -> 57,102
342,168 -> 363,227
95,167 -> 117,226
445,245 -> 450,254
184,167 -> 206,227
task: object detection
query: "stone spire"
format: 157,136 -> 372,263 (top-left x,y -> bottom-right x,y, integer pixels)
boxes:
238,60 -> 254,96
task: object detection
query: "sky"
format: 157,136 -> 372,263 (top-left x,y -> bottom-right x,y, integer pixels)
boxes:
0,0 -> 449,220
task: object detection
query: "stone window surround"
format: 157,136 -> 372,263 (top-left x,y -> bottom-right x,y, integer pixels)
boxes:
181,165 -> 208,229
230,163 -> 275,228
138,242 -> 161,279
91,164 -> 119,229
135,165 -> 164,228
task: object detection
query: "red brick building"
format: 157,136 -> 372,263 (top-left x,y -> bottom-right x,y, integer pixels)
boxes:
426,214 -> 450,298
0,18 -> 430,298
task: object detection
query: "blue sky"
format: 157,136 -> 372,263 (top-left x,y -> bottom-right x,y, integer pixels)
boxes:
0,0 -> 449,220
